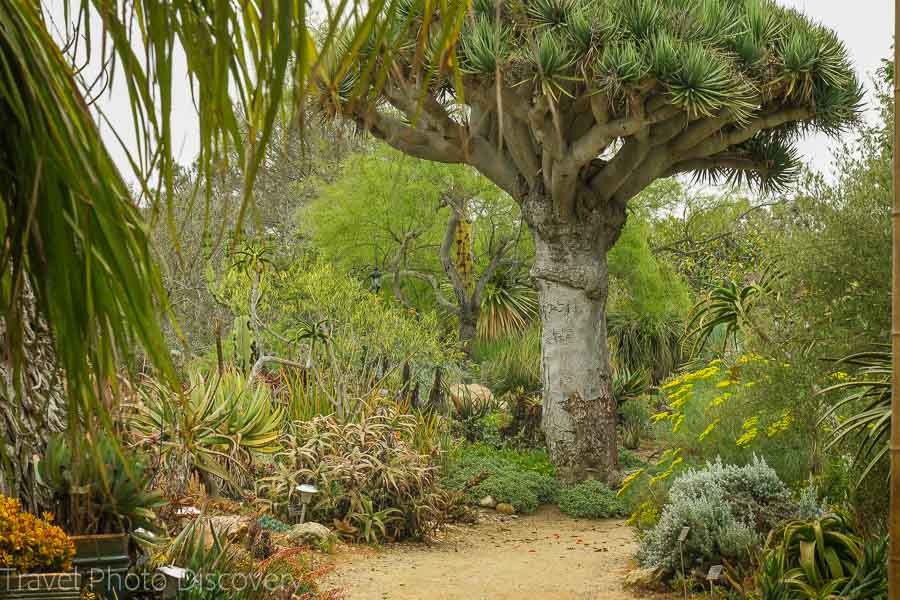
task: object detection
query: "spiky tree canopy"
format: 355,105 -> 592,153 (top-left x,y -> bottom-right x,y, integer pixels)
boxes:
321,0 -> 863,217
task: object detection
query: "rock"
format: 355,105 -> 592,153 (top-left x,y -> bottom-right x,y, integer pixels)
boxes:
495,503 -> 515,515
204,515 -> 250,546
449,384 -> 494,412
623,566 -> 665,589
288,522 -> 333,546
478,496 -> 497,508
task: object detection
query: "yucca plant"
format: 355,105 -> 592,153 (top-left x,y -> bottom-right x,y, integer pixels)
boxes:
765,514 -> 864,598
477,269 -> 538,342
319,0 -> 862,480
608,312 -> 684,383
818,348 -> 891,484
132,368 -> 284,494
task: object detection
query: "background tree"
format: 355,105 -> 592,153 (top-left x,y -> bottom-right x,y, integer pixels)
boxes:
320,0 -> 862,480
303,145 -> 530,350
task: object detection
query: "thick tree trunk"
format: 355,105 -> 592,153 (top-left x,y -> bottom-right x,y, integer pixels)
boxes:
524,195 -> 625,483
458,308 -> 478,355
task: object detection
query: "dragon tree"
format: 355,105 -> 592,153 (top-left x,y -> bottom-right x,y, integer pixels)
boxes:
319,0 -> 862,481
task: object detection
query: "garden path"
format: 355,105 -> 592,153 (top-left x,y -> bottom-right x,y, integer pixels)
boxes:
321,506 -> 670,599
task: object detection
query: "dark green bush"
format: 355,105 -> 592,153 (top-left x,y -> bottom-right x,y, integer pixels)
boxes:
442,444 -> 557,512
557,480 -> 627,519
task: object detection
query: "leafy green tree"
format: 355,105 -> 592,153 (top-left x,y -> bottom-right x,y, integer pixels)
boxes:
320,0 -> 862,479
647,181 -> 774,290
303,145 -> 530,350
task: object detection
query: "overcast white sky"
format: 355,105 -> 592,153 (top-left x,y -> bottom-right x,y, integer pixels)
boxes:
64,1 -> 895,181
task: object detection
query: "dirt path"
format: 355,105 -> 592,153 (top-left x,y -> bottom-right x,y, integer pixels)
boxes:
322,506 -> 669,599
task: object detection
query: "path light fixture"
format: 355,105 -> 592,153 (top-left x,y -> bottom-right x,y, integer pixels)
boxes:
174,506 -> 201,517
158,565 -> 189,600
706,564 -> 724,599
677,527 -> 690,600
292,483 -> 319,524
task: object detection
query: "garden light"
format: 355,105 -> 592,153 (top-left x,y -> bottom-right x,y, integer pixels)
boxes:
293,484 -> 319,524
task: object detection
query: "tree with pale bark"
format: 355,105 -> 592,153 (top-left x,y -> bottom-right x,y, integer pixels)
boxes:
318,0 -> 863,481
304,146 -> 528,351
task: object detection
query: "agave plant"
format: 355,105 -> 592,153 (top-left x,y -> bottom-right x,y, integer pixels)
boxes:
818,348 -> 891,483
131,368 -> 284,494
765,514 -> 864,598
612,366 -> 650,405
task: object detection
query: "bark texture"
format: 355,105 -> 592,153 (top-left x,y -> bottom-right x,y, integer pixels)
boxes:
0,283 -> 66,512
524,195 -> 624,482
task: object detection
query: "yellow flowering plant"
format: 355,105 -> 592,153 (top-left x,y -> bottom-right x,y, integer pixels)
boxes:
0,495 -> 75,573
620,354 -> 795,499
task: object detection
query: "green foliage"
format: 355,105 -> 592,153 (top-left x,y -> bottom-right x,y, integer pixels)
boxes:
301,144 -> 529,328
762,514 -> 867,598
442,444 -> 557,513
258,404 -> 455,543
214,257 -> 456,389
556,480 -> 626,520
40,432 -> 165,534
639,457 -> 793,574
819,349 -> 891,483
256,514 -> 291,533
476,324 -> 542,396
132,368 -> 284,491
684,266 -> 781,356
608,217 -> 692,323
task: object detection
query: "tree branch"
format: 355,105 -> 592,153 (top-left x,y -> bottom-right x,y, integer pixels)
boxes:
362,109 -> 465,164
399,270 -> 460,313
439,204 -> 469,306
682,107 -> 814,160
571,104 -> 680,165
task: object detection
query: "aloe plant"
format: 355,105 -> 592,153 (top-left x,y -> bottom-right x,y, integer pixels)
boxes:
132,368 -> 284,492
765,514 -> 864,598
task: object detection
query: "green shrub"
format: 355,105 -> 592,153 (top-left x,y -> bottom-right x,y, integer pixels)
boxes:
442,444 -> 557,512
760,514 -> 875,599
258,404 -> 455,543
639,457 -> 793,574
476,325 -> 541,396
639,483 -> 755,573
618,447 -> 646,471
557,480 -> 627,519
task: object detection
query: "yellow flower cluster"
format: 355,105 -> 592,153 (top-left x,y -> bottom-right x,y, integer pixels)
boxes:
0,495 -> 75,573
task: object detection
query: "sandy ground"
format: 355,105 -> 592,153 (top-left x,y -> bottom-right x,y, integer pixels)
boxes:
321,506 -> 671,600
